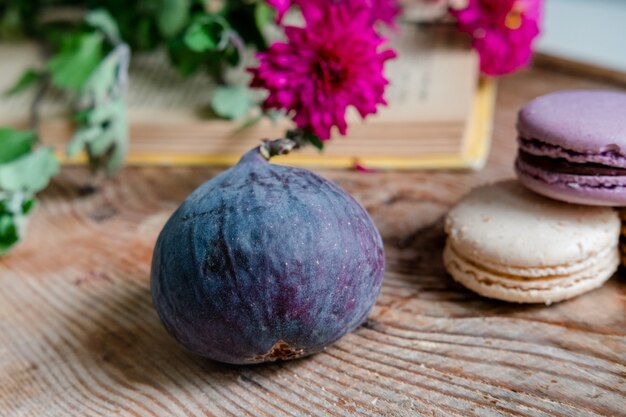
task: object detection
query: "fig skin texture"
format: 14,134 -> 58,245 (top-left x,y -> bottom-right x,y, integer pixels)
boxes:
151,140 -> 385,365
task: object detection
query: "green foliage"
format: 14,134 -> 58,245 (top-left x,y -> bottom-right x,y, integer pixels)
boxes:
211,85 -> 252,120
0,147 -> 59,193
0,128 -> 59,256
69,96 -> 129,176
0,2 -> 24,39
0,128 -> 37,163
157,0 -> 190,38
86,8 -> 122,43
167,11 -> 242,84
3,69 -> 42,97
307,133 -> 325,151
3,1 -> 273,128
0,128 -> 59,194
184,15 -> 230,52
286,129 -> 325,151
254,2 -> 275,31
48,32 -> 105,91
69,40 -> 131,177
222,0 -> 269,51
0,192 -> 37,255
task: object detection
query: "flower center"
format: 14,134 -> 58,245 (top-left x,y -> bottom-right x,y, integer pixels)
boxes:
313,51 -> 348,90
505,4 -> 523,30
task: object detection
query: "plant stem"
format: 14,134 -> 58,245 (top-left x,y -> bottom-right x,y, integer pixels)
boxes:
29,74 -> 50,136
259,138 -> 297,160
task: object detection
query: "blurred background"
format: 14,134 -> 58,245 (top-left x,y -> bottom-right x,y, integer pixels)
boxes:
537,0 -> 626,80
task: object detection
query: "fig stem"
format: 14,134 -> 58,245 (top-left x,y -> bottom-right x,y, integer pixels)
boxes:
259,139 -> 298,160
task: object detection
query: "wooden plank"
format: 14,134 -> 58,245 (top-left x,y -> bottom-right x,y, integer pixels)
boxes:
0,67 -> 624,416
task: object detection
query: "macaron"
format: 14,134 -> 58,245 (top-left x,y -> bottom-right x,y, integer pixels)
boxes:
443,180 -> 620,304
515,90 -> 626,206
619,209 -> 626,267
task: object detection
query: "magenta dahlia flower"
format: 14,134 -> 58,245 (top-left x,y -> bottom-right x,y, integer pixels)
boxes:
265,0 -> 292,22
267,0 -> 400,26
450,0 -> 542,75
249,5 -> 396,140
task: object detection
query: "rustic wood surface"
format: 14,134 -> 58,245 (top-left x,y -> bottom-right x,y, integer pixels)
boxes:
1,67 -> 625,417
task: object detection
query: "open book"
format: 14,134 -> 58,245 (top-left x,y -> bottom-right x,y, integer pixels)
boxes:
0,24 -> 495,170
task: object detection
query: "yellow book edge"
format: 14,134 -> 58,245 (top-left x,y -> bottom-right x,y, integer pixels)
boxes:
57,78 -> 496,170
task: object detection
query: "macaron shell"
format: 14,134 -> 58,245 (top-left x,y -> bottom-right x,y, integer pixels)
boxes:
444,243 -> 618,304
517,90 -> 626,155
445,180 -> 620,268
515,157 -> 626,206
619,209 -> 626,267
447,240 -> 616,278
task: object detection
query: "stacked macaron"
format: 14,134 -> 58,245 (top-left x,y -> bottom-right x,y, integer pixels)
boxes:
515,90 -> 626,206
620,210 -> 626,267
444,90 -> 626,304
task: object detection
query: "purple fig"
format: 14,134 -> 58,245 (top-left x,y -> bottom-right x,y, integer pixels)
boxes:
151,139 -> 385,364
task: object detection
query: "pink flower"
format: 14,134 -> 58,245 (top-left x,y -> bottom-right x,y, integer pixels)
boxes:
366,0 -> 402,25
450,0 -> 542,75
265,0 -> 292,22
249,5 -> 396,140
267,0 -> 400,26
353,160 -> 378,173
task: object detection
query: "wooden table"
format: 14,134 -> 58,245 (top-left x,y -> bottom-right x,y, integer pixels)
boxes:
1,67 -> 625,417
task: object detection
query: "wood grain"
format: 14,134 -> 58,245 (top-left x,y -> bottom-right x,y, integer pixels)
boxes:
1,67 -> 625,417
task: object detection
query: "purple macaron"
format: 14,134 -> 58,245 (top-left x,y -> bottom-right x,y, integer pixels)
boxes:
515,90 -> 626,206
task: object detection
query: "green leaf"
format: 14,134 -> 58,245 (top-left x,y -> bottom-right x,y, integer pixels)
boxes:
183,15 -> 230,52
21,198 -> 35,215
157,0 -> 190,38
85,9 -> 121,44
0,213 -> 20,255
254,2 -> 274,31
80,44 -> 130,105
167,37 -> 204,77
3,69 -> 42,97
0,147 -> 59,193
103,126 -> 128,176
0,193 -> 35,256
265,109 -> 284,123
89,128 -> 116,155
69,38 -> 130,177
211,85 -> 251,120
224,44 -> 241,67
0,128 -> 37,164
67,125 -> 103,156
223,1 -> 268,51
70,99 -> 128,177
0,5 -> 23,39
286,128 -> 324,150
85,100 -> 123,125
81,56 -> 118,104
234,114 -> 263,134
48,32 -> 104,91
135,18 -> 155,50
305,132 -> 325,151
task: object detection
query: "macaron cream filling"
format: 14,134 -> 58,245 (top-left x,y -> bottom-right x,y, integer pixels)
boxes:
518,137 -> 626,169
446,238 -> 618,279
516,156 -> 626,189
518,149 -> 626,176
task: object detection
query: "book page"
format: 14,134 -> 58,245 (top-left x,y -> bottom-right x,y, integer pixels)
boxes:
371,24 -> 478,123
